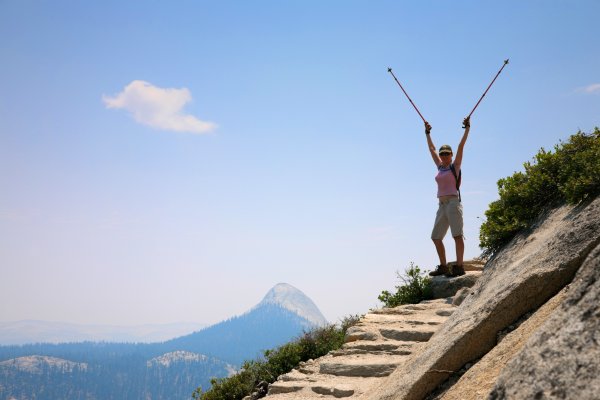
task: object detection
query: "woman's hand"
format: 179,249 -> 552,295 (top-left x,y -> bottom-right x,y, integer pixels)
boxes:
462,117 -> 470,129
425,121 -> 432,135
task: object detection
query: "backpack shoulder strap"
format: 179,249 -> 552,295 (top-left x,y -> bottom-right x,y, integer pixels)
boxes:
450,163 -> 462,202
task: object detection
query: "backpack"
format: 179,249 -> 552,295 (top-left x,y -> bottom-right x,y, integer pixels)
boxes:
449,163 -> 462,202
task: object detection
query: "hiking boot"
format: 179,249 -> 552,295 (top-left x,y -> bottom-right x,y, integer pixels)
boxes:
445,264 -> 466,277
429,264 -> 449,276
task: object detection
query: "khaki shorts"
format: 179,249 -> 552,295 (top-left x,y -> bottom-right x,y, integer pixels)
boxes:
431,197 -> 464,240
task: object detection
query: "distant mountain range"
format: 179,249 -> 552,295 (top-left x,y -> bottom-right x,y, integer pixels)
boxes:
0,283 -> 328,400
0,320 -> 207,345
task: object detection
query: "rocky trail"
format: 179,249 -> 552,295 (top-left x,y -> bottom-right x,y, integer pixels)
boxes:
262,265 -> 483,399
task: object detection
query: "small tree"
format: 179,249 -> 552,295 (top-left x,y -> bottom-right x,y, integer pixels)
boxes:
378,263 -> 433,308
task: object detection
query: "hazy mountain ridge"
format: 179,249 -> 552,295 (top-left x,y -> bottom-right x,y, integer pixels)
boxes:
147,350 -> 209,368
0,320 -> 207,345
0,355 -> 88,374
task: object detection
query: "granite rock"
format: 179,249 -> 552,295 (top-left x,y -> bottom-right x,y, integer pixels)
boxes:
488,242 -> 600,400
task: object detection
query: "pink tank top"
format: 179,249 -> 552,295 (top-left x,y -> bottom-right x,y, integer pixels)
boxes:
435,165 -> 459,197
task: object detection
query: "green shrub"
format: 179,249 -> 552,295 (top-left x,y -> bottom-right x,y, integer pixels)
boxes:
193,315 -> 361,400
479,128 -> 600,256
378,263 -> 432,308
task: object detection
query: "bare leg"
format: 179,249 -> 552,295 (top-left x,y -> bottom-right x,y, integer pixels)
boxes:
432,239 -> 447,266
453,235 -> 464,266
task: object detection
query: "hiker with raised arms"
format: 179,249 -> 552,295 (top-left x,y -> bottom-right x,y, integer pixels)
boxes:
387,60 -> 508,277
425,117 -> 470,277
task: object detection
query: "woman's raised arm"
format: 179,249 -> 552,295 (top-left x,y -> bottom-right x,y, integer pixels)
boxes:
425,121 -> 441,167
453,117 -> 470,169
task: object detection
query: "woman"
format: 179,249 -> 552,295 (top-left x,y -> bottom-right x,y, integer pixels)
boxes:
424,117 -> 470,277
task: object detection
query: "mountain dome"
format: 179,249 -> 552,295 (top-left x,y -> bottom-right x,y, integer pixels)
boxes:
258,283 -> 328,327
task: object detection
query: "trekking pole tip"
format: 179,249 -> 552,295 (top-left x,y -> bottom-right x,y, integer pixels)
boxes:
504,59 -> 509,64
387,67 -> 392,73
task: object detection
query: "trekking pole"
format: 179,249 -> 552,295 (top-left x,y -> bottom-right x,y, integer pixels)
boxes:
387,67 -> 427,123
464,59 -> 509,127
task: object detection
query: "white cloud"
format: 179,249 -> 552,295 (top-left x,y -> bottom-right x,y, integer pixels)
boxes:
103,80 -> 217,133
578,83 -> 600,94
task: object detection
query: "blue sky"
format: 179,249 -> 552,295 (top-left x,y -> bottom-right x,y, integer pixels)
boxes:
1,1 -> 599,328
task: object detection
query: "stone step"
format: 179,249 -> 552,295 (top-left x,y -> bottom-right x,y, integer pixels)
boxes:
436,308 -> 454,317
344,327 -> 379,342
403,304 -> 434,311
342,340 -> 418,353
401,319 -> 444,326
370,308 -> 419,316
419,298 -> 455,306
277,368 -> 315,382
268,381 -> 307,395
379,327 -> 435,342
311,384 -> 355,398
430,271 -> 482,298
268,374 -> 387,398
361,313 -> 448,326
330,349 -> 413,358
370,299 -> 453,316
318,354 -> 408,377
